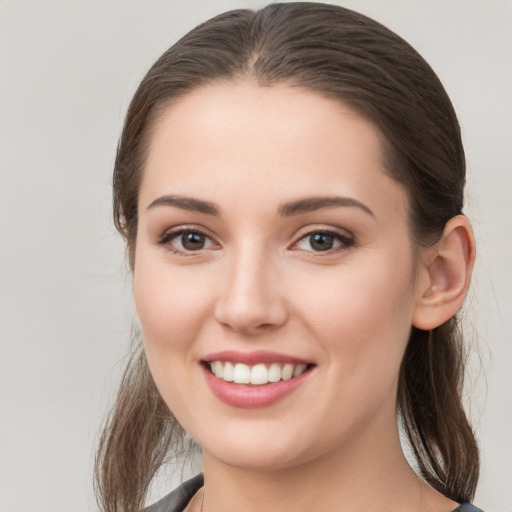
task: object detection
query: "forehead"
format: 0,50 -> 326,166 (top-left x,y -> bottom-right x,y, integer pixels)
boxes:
147,81 -> 383,168
140,81 -> 408,221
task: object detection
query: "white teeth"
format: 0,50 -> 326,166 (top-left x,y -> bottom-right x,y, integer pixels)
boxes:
208,361 -> 309,385
233,363 -> 251,384
223,361 -> 234,382
268,363 -> 281,382
250,364 -> 268,385
213,361 -> 223,378
293,364 -> 307,377
282,363 -> 294,380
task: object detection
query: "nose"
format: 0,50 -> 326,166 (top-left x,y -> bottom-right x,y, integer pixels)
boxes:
214,246 -> 288,336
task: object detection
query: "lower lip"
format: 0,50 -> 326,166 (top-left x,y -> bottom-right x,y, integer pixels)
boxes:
201,365 -> 312,409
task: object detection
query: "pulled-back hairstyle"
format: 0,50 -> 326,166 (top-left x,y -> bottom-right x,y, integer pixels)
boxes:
95,3 -> 479,511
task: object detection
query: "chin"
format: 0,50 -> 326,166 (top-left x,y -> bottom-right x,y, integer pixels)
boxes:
207,444 -> 304,472
194,420 -> 326,472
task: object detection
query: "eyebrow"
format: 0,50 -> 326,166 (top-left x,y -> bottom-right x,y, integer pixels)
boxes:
278,196 -> 374,217
147,195 -> 220,216
146,194 -> 374,218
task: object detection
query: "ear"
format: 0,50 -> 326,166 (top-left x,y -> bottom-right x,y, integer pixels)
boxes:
412,215 -> 476,330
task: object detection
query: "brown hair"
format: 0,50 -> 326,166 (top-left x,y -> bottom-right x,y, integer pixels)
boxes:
95,3 -> 479,511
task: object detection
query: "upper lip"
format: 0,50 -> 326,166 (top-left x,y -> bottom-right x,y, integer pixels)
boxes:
202,350 -> 312,366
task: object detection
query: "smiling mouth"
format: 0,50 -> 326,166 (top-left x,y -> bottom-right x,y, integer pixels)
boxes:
203,361 -> 314,385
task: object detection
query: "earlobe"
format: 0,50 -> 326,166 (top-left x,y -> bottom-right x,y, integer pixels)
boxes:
412,215 -> 476,330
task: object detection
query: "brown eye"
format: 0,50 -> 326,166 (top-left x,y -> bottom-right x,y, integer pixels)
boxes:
294,230 -> 354,253
180,232 -> 206,250
159,229 -> 217,254
309,233 -> 335,251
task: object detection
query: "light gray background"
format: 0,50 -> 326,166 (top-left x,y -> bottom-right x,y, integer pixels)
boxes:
0,1 -> 510,511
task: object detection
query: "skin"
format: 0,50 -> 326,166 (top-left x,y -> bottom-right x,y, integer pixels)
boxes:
134,81 -> 466,511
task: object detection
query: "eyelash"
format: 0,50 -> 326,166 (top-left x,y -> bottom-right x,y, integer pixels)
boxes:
291,229 -> 355,255
157,227 -> 355,256
157,227 -> 218,256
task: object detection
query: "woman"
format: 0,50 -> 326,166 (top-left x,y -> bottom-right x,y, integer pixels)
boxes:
95,3 -> 483,511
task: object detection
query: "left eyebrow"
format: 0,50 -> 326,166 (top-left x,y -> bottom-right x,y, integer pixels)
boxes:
278,196 -> 375,217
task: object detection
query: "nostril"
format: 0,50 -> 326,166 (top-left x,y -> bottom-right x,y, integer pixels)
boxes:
214,301 -> 289,335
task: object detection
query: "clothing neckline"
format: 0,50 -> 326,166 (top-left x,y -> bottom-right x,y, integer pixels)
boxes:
144,474 -> 483,512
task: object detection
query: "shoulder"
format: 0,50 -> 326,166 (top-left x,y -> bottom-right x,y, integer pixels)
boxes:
453,504 -> 485,512
143,474 -> 204,512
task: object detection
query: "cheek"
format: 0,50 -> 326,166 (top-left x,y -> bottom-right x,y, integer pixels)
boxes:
132,257 -> 219,429
133,252 -> 215,380
293,255 -> 416,381
287,263 -> 416,445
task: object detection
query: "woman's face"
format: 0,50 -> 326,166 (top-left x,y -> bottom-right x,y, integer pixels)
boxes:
134,82 -> 429,470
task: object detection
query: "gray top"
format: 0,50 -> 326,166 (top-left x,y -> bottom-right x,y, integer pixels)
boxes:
144,474 -> 484,512
144,474 -> 204,512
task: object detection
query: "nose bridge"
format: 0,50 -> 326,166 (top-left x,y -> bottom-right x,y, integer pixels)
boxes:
214,240 -> 287,334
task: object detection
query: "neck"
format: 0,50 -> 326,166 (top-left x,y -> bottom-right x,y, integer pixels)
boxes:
199,418 -> 453,512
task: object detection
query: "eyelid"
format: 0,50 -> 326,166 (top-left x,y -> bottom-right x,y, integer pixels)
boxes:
157,225 -> 221,254
289,226 -> 355,254
155,224 -> 354,256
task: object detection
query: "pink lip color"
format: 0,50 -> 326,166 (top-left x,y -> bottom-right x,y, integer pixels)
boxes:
203,350 -> 310,366
200,359 -> 313,409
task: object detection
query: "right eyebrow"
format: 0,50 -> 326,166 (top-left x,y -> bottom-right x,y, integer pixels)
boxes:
146,195 -> 220,216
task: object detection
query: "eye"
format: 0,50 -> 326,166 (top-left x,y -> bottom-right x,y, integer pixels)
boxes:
158,229 -> 217,254
293,230 -> 354,253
